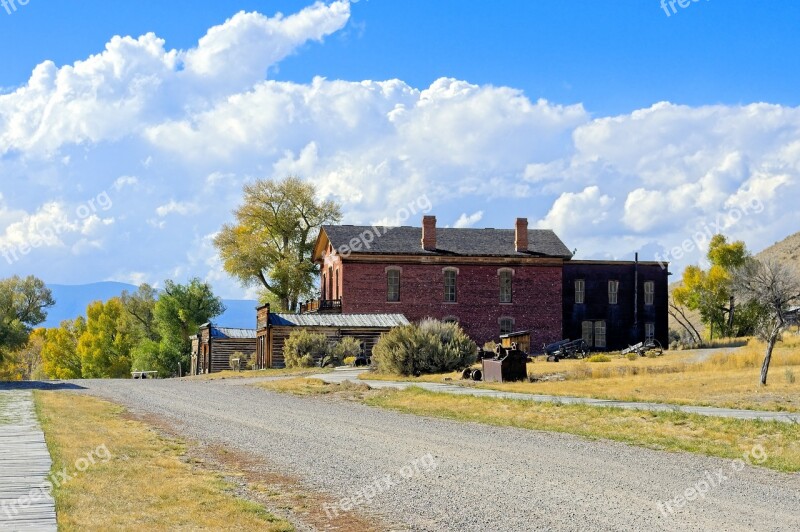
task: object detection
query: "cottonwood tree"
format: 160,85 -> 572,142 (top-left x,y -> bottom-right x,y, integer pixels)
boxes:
153,278 -> 225,376
41,318 -> 85,379
672,235 -> 758,339
732,258 -> 800,385
78,298 -> 134,378
214,176 -> 341,312
0,275 -> 54,365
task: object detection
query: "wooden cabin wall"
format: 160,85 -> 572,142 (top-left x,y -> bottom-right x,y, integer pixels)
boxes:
209,338 -> 257,373
268,326 -> 392,368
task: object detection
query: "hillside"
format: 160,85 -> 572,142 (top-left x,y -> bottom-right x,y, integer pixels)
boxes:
755,231 -> 800,271
44,282 -> 257,329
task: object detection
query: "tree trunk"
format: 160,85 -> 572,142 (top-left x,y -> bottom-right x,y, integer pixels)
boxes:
727,295 -> 735,334
760,327 -> 780,385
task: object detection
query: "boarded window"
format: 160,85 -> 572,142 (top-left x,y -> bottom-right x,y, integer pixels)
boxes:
582,321 -> 593,345
594,321 -> 607,348
387,269 -> 400,302
608,280 -> 619,305
499,318 -> 515,335
575,279 -> 585,304
444,270 -> 457,303
645,322 -> 655,340
499,270 -> 513,303
644,281 -> 654,306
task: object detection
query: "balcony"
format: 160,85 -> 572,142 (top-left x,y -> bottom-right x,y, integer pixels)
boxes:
300,298 -> 342,314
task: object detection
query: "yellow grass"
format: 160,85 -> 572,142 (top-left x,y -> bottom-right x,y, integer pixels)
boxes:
362,337 -> 800,412
258,378 -> 371,397
366,388 -> 800,472
186,367 -> 331,381
34,392 -> 292,531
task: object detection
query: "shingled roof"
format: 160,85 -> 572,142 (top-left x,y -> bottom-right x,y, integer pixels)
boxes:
320,225 -> 572,258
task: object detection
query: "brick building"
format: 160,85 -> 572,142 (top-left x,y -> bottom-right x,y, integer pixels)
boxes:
309,216 -> 669,351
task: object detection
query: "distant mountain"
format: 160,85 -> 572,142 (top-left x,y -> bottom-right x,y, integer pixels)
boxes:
43,282 -> 258,329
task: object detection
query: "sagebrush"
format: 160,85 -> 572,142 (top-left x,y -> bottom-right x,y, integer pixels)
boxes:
372,319 -> 477,376
283,330 -> 328,368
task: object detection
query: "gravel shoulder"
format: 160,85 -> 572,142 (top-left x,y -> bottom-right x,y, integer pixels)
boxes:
62,378 -> 800,531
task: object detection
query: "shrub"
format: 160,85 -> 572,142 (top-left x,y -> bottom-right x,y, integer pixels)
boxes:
785,369 -> 796,384
372,319 -> 477,376
332,337 -> 363,362
283,330 -> 328,368
587,354 -> 611,363
229,351 -> 246,371
343,356 -> 357,367
625,352 -> 639,361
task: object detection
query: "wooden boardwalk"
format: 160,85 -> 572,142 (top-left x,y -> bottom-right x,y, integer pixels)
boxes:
0,391 -> 57,531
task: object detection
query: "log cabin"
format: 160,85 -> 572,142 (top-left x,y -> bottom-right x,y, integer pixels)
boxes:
190,323 -> 257,375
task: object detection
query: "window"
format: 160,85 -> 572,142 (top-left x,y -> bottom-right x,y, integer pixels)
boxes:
644,281 -> 654,306
327,266 -> 333,300
499,317 -> 515,335
335,269 -> 339,299
608,280 -> 619,305
499,270 -> 513,303
575,279 -> 585,304
387,269 -> 400,302
444,269 -> 457,302
582,321 -> 593,345
645,322 -> 655,340
594,321 -> 607,348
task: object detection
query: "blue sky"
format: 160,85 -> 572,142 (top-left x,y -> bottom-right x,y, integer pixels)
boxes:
1,0 -> 798,298
4,1 -> 799,114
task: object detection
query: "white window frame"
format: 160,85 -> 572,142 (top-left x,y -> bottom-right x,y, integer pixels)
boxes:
594,321 -> 607,348
499,269 -> 513,303
575,279 -> 585,304
644,281 -> 654,306
608,280 -> 619,305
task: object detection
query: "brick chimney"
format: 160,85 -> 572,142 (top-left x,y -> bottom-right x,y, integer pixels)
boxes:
421,216 -> 437,251
515,218 -> 528,252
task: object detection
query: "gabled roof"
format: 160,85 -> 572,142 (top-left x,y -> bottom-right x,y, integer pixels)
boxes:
268,313 -> 410,328
201,324 -> 257,339
317,225 -> 572,259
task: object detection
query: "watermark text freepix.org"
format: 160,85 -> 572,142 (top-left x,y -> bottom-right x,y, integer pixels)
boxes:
657,444 -> 767,517
336,194 -> 432,258
2,0 -> 31,16
654,197 -> 763,269
323,453 -> 438,519
661,0 -> 709,18
0,190 -> 113,265
0,444 -> 112,521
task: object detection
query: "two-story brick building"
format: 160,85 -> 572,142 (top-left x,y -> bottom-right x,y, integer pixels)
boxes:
309,216 -> 669,351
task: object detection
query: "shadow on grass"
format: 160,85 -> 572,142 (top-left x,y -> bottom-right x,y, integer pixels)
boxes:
0,381 -> 87,391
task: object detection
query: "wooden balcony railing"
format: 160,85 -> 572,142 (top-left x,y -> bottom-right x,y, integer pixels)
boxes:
299,298 -> 342,314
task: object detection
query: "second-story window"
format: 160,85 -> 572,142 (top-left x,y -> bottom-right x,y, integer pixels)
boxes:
644,281 -> 654,306
608,280 -> 619,305
499,270 -> 512,303
387,269 -> 400,302
499,317 -> 515,335
444,269 -> 457,303
575,279 -> 585,304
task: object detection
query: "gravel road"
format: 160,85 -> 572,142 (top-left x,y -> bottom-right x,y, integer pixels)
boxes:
66,378 -> 800,531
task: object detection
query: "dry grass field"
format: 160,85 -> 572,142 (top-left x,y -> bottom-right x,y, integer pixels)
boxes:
362,336 -> 800,412
35,392 -> 292,531
185,367 -> 331,381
